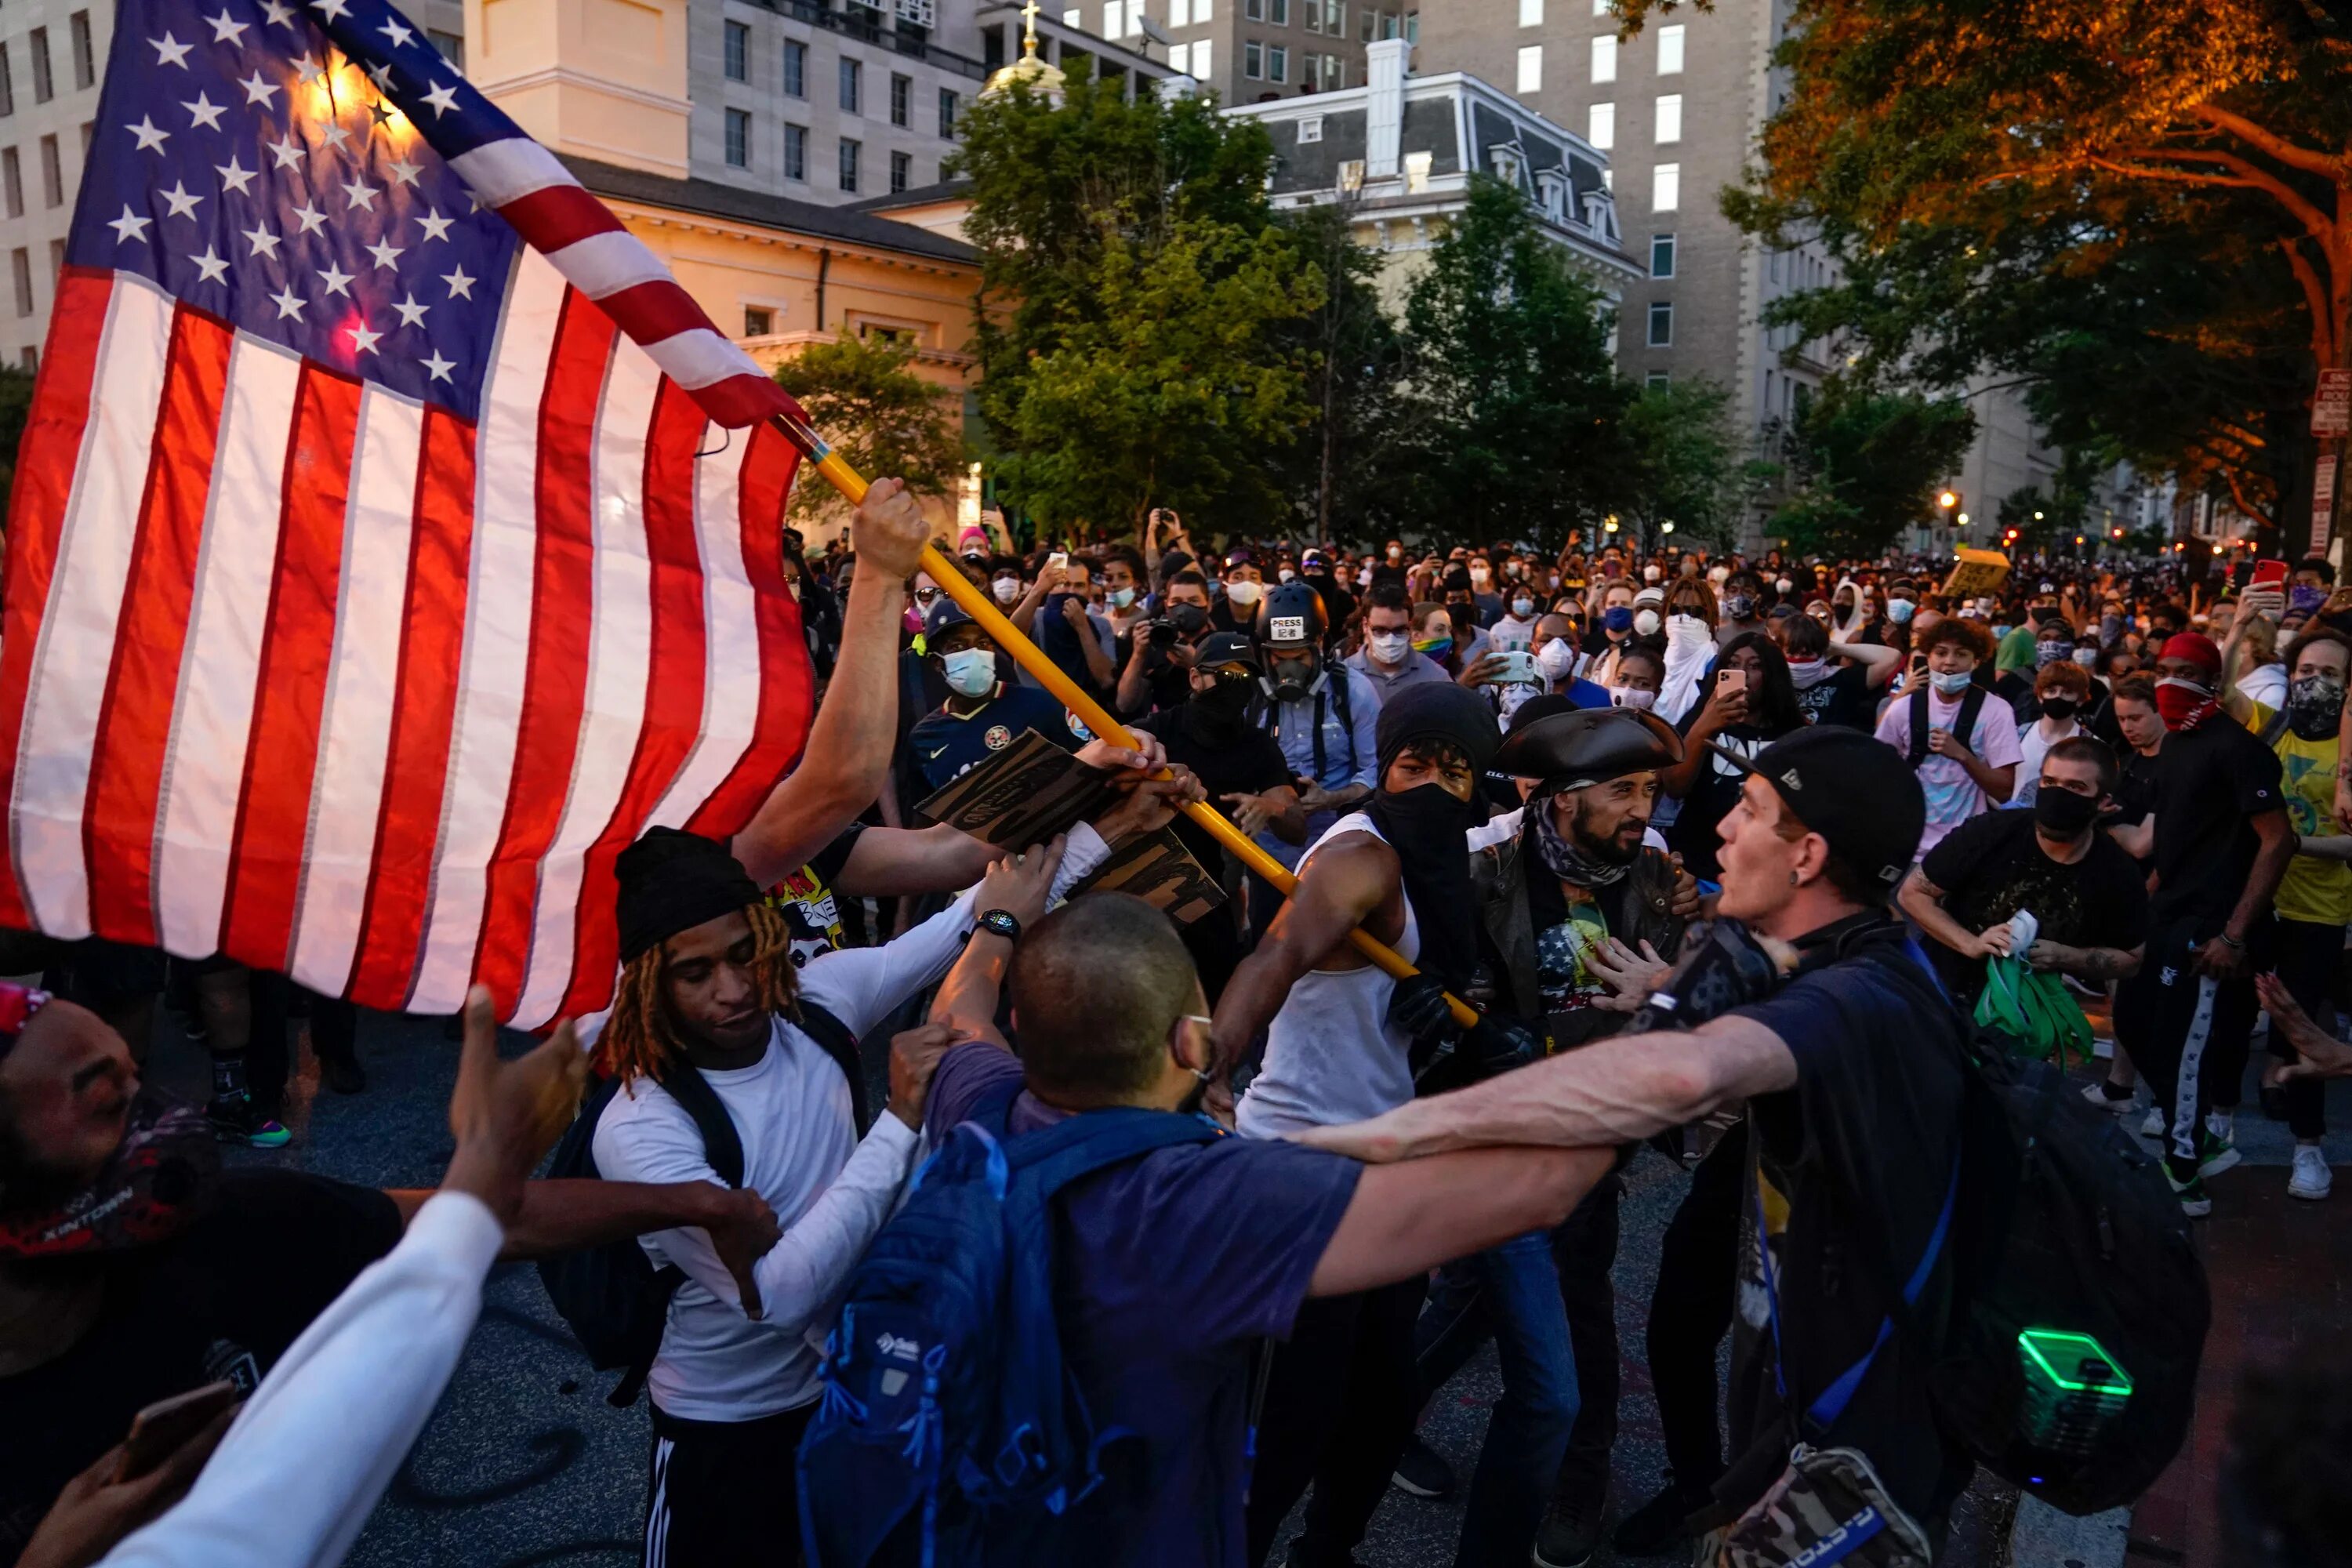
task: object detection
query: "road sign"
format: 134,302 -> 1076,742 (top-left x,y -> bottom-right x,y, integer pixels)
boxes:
2315,453 -> 2338,557
2314,369 -> 2352,436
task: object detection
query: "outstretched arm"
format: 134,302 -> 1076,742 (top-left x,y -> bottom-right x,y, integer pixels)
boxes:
1308,1146 -> 1610,1297
1210,833 -> 1395,1072
733,479 -> 930,888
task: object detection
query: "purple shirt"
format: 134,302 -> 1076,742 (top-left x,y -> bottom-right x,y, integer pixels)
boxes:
924,1045 -> 1360,1567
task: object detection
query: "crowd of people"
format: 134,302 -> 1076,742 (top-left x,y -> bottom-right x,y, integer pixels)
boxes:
3,481 -> 2349,1568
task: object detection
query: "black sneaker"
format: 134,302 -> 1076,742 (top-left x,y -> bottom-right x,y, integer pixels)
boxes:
1611,1479 -> 1711,1557
1388,1433 -> 1455,1500
206,1092 -> 290,1149
1534,1489 -> 1606,1568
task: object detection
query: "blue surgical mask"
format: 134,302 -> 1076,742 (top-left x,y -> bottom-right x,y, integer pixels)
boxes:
1991,624 -> 2013,642
1603,606 -> 1634,633
1886,599 -> 1916,624
1109,586 -> 1136,609
1930,669 -> 1975,697
941,648 -> 997,698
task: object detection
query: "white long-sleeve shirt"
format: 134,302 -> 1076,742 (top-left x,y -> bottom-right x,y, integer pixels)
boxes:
590,828 -> 1109,1421
103,1193 -> 505,1568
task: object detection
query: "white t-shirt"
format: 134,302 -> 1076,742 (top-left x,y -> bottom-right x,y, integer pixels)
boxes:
1873,686 -> 2026,856
2240,661 -> 2288,713
2011,717 -> 2082,806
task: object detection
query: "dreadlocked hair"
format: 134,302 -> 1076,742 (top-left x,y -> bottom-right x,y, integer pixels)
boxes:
598,901 -> 801,1091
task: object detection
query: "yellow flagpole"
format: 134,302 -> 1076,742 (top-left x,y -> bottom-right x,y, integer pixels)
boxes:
792,436 -> 1479,1030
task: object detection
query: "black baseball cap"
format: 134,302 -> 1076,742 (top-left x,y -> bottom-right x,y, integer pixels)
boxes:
1704,727 -> 1924,893
1192,630 -> 1261,672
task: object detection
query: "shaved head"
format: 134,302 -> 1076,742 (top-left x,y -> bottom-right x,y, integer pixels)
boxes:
0,1000 -> 138,1212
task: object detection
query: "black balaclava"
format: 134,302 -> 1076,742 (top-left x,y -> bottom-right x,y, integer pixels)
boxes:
1366,684 -> 1501,993
615,826 -> 764,964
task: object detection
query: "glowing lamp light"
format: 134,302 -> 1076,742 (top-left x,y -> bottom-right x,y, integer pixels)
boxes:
2033,510 -> 2045,521
1603,517 -> 1621,533
1661,521 -> 1675,534
2074,535 -> 2085,545
1936,490 -> 1959,510
2212,543 -> 2224,555
1957,512 -> 1971,526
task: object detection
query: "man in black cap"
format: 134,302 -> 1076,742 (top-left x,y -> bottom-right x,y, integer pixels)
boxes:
1211,681 -> 1519,1568
896,599 -> 1091,820
1129,632 -> 1304,1002
1247,582 -> 1383,936
1304,728 -> 1977,1555
591,823 -> 1097,1565
1386,704 -> 1691,1568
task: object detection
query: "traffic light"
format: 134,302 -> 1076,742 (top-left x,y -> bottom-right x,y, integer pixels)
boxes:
1936,489 -> 1962,514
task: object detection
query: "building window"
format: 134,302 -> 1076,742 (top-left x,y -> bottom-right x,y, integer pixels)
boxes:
27,30 -> 52,104
428,28 -> 464,68
890,150 -> 911,191
18,347 -> 33,369
1646,300 -> 1671,347
1244,38 -> 1261,77
1198,0 -> 1215,18
1655,92 -> 1681,142
1269,44 -> 1287,81
37,136 -> 58,207
1065,7 -> 1082,22
0,151 -> 17,220
1188,40 -> 1213,76
1646,370 -> 1671,389
1589,33 -> 1615,82
47,238 -> 62,278
744,306 -> 773,336
840,58 -> 861,113
724,108 -> 750,167
1246,0 -> 1262,17
785,39 -> 808,96
69,12 -> 94,91
724,20 -> 749,81
1515,45 -> 1541,92
1586,101 -> 1613,148
1298,114 -> 1324,143
1769,248 -> 1783,283
1269,0 -> 1290,23
11,249 -> 31,318
1650,232 -> 1675,278
891,73 -> 911,127
839,136 -> 861,191
1657,23 -> 1684,74
1652,160 -> 1679,210
0,48 -> 13,118
1173,0 -> 1192,22
1403,148 -> 1432,191
938,88 -> 959,136
784,122 -> 808,180
1519,0 -> 1543,23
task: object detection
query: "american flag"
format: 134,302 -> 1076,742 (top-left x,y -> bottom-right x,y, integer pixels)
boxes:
0,0 -> 821,1028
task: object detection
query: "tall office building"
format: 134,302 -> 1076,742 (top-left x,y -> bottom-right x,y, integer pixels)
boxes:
1415,0 -> 2067,546
1055,0 -> 1389,110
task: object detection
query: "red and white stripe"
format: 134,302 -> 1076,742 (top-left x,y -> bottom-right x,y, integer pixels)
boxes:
0,266 -> 811,1028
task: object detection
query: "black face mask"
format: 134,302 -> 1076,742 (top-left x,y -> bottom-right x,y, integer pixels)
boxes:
1367,782 -> 1486,995
2288,675 -> 2347,742
2040,697 -> 2078,722
1185,677 -> 1258,743
1268,652 -> 1323,704
2033,785 -> 2100,839
1168,604 -> 1210,637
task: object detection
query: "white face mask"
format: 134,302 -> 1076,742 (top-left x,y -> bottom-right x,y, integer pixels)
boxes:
1368,630 -> 1410,665
1634,609 -> 1662,637
1708,566 -> 1731,586
1668,613 -> 1712,648
942,648 -> 997,698
991,576 -> 1022,605
1226,580 -> 1263,608
1511,597 -> 1537,619
1642,565 -> 1663,584
1109,586 -> 1136,609
2071,647 -> 2098,668
1278,568 -> 1297,583
1776,578 -> 1793,593
1610,685 -> 1658,711
1929,668 -> 1974,696
1535,639 -> 1577,680
1471,567 -> 1492,586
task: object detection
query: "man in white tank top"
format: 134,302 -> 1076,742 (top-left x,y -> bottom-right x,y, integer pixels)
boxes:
1209,684 -> 1507,1568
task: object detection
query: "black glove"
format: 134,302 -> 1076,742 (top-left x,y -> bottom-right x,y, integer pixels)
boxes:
1628,917 -> 1784,1034
1468,1014 -> 1541,1076
1386,972 -> 1460,1046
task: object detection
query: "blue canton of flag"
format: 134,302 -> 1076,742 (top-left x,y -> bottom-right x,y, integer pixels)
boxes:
71,0 -> 522,419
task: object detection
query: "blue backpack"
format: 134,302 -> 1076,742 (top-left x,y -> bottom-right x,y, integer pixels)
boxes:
797,1083 -> 1223,1566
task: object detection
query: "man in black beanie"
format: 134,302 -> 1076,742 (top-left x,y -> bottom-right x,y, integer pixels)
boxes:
1211,681 -> 1526,1568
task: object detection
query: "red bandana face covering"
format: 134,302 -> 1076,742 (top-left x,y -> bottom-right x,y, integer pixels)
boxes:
0,978 -> 221,1260
2154,676 -> 2220,733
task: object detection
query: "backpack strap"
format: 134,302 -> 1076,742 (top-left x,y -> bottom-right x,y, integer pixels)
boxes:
793,1000 -> 875,1134
652,1060 -> 745,1189
1004,1105 -> 1224,1200
1906,684 -> 1987,769
1906,688 -> 1931,766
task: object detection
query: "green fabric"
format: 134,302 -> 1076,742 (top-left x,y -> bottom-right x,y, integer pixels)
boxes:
1994,625 -> 2038,674
1974,953 -> 2095,1065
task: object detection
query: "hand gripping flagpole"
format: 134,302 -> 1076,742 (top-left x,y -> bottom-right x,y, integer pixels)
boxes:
774,413 -> 1480,1031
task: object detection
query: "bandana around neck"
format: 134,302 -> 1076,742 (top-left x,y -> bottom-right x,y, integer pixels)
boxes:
1532,789 -> 1631,888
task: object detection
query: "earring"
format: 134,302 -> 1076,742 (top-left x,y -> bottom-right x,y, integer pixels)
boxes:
1788,870 -> 1800,887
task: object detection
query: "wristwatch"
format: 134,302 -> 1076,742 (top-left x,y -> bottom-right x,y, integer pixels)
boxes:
975,909 -> 1022,942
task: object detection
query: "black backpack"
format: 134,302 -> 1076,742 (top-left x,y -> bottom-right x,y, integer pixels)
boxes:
1904,684 -> 1987,769
536,1001 -> 871,1406
1876,950 -> 2209,1515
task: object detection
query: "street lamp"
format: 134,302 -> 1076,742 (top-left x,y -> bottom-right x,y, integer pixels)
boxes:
1603,516 -> 1621,534
1661,521 -> 1675,535
1957,512 -> 1971,527
2034,510 -> 2045,521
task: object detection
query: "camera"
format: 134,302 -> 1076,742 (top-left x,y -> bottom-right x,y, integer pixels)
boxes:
1147,617 -> 1179,648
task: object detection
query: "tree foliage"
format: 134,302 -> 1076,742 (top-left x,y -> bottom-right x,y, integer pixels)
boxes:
1766,382 -> 1977,558
950,75 -> 1323,539
1388,177 -> 1632,550
771,331 -> 964,528
1615,0 -> 2352,545
1264,201 -> 1408,546
1616,377 -> 1751,552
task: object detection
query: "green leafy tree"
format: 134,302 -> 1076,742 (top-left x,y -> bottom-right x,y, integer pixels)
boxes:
1618,377 -> 1748,552
1267,201 -> 1408,545
771,331 -> 965,529
1768,383 -> 1977,558
0,364 -> 34,508
951,75 -> 1324,539
1616,0 -> 2352,548
1392,177 -> 1633,550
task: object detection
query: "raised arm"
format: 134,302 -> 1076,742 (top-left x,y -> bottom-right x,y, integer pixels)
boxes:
1835,638 -> 1902,688
1298,1011 -> 1798,1162
1210,833 -> 1396,1071
732,478 -> 930,888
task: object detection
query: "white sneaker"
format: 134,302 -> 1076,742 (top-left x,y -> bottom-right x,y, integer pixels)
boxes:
2289,1145 -> 2333,1201
2080,1080 -> 2135,1115
2140,1107 -> 2168,1140
2207,1110 -> 2235,1144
